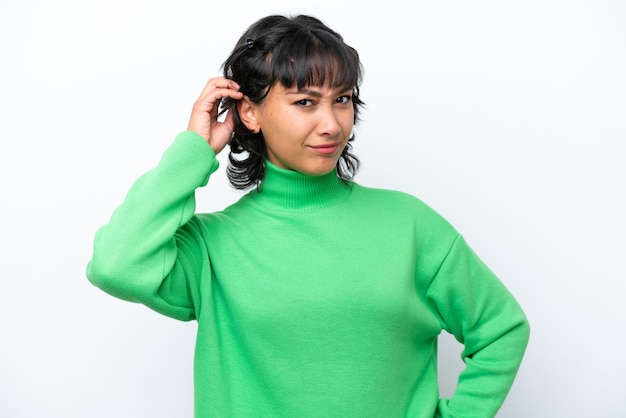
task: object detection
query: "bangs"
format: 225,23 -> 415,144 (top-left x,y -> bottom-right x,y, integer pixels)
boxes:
269,29 -> 360,90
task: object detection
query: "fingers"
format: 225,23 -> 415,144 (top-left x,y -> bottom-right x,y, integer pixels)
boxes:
194,77 -> 243,116
194,81 -> 242,117
187,76 -> 244,154
198,76 -> 241,100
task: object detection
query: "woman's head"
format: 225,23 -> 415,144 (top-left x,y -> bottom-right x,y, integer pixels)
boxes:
220,14 -> 364,189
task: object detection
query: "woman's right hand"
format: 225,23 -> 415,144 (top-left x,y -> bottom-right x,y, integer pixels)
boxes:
187,77 -> 244,155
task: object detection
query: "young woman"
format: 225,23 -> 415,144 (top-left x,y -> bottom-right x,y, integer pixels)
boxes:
87,14 -> 530,418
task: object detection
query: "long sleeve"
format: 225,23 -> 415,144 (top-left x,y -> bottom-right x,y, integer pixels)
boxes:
426,235 -> 530,418
86,131 -> 219,320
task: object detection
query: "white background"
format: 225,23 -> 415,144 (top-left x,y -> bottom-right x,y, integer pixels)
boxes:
1,0 -> 625,417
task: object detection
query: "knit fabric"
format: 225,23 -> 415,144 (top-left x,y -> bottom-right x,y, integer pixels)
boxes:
87,131 -> 529,418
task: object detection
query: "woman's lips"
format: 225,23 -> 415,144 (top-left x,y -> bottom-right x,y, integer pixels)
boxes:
309,143 -> 341,155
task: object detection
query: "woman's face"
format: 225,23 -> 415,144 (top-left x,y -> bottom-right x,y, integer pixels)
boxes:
251,82 -> 355,176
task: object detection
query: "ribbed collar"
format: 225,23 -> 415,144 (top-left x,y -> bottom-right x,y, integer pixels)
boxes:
249,161 -> 352,212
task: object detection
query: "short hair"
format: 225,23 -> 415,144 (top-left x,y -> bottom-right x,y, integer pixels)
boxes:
220,15 -> 365,190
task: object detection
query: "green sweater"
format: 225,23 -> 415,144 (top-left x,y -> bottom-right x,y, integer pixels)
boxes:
87,131 -> 529,418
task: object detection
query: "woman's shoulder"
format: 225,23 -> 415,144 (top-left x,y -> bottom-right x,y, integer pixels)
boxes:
349,182 -> 457,232
350,182 -> 431,209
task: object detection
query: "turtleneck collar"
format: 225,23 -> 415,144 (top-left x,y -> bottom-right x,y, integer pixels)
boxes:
248,161 -> 352,212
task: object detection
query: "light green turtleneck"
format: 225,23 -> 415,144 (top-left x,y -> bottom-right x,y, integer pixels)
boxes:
87,130 -> 529,418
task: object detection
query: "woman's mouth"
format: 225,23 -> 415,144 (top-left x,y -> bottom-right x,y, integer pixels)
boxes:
309,143 -> 341,155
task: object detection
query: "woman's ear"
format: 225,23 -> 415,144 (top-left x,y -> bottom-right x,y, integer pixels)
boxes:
237,96 -> 261,133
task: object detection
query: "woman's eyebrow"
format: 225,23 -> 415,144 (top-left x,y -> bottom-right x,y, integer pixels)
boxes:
286,87 -> 352,97
285,88 -> 322,97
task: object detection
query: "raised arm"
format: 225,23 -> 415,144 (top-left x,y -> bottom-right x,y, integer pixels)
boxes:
86,77 -> 243,320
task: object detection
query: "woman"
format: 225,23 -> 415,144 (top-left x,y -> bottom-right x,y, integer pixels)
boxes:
87,14 -> 530,418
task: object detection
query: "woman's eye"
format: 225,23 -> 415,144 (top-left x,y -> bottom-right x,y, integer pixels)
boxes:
336,95 -> 352,104
295,99 -> 313,106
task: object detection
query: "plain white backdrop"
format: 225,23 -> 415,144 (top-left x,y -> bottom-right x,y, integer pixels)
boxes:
1,0 -> 625,417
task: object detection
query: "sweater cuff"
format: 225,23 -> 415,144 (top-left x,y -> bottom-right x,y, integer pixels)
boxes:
171,130 -> 220,187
